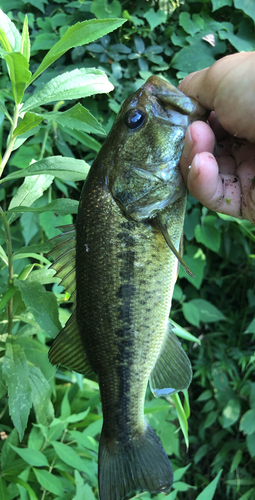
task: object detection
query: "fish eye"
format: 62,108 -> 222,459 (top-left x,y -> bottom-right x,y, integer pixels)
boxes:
125,109 -> 146,130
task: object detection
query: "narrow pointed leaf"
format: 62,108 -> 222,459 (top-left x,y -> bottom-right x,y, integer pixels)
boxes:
6,198 -> 79,216
22,68 -> 113,112
2,337 -> 32,440
7,174 -> 53,224
172,393 -> 189,449
0,9 -> 21,51
196,470 -> 223,500
20,15 -> 30,61
42,103 -> 106,135
4,52 -> 31,104
29,366 -> 54,426
33,468 -> 64,496
0,156 -> 90,184
13,112 -> 42,139
29,18 -> 126,84
10,445 -> 49,467
0,28 -> 12,52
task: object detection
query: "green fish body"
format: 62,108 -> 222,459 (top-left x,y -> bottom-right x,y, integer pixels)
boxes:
48,76 -> 206,500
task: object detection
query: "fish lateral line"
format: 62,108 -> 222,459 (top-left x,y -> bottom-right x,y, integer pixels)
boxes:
151,218 -> 195,278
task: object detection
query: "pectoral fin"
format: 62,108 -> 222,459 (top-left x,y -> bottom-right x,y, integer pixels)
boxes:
152,218 -> 194,278
48,310 -> 93,375
149,321 -> 192,398
47,224 -> 76,303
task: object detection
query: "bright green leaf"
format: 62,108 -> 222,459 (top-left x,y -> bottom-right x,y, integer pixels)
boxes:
73,470 -> 96,500
29,365 -> 54,426
171,319 -> 200,344
190,299 -> 226,323
0,8 -> 21,51
15,280 -> 62,337
182,301 -> 200,327
0,156 -> 90,184
7,198 -> 78,216
51,441 -> 94,479
4,52 -> 31,104
13,112 -> 42,139
42,103 -> 106,135
33,468 -> 64,495
143,8 -> 167,30
196,469 -> 223,500
240,409 -> 255,435
29,18 -> 126,84
20,15 -> 30,61
10,444 -> 49,467
7,174 -> 53,224
23,68 -> 113,112
2,337 -> 32,440
172,393 -> 189,448
179,12 -> 200,35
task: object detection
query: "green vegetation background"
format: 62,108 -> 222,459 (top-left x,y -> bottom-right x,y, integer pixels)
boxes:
0,0 -> 255,499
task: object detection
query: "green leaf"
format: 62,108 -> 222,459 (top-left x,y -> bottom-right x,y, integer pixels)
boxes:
29,365 -> 54,426
222,399 -> 241,428
240,409 -> 255,435
246,432 -> 255,458
1,428 -> 19,469
13,112 -> 43,139
39,212 -> 72,239
7,198 -> 79,216
196,470 -> 223,500
6,476 -> 39,500
42,103 -> 106,135
171,319 -> 201,344
195,216 -> 221,253
51,441 -> 94,479
0,156 -> 90,184
212,0 -> 232,10
73,470 -> 96,500
189,299 -> 226,323
0,245 -> 8,266
0,478 -> 9,499
29,18 -> 126,84
4,52 -> 31,104
179,12 -> 201,35
20,15 -> 30,61
182,301 -> 200,327
178,245 -> 206,289
0,8 -> 21,51
245,318 -> 255,334
2,337 -> 32,440
0,28 -> 12,52
15,280 -> 62,337
23,68 -> 113,112
171,36 -> 226,73
218,21 -> 255,53
7,174 -> 53,224
234,0 -> 255,22
10,445 -> 49,467
33,468 -> 64,496
172,393 -> 189,449
143,8 -> 167,30
91,0 -> 122,19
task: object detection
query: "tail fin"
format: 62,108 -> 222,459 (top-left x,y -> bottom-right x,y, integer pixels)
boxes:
98,423 -> 173,500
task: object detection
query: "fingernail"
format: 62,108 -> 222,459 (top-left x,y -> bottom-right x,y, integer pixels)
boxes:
189,155 -> 200,182
182,126 -> 194,158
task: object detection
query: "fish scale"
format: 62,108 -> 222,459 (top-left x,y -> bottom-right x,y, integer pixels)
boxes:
48,76 -> 208,500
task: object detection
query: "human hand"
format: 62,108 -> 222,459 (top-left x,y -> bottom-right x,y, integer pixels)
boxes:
178,52 -> 255,225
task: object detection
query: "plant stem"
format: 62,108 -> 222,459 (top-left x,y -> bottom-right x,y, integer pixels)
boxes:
0,208 -> 14,335
0,104 -> 19,179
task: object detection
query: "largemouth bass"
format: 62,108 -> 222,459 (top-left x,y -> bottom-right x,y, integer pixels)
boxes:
48,76 -> 207,500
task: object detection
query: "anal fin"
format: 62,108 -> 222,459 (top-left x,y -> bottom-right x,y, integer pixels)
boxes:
48,310 -> 93,375
149,321 -> 192,398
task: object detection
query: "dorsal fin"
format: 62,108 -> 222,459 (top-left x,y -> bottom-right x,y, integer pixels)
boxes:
48,310 -> 93,375
47,224 -> 76,303
149,321 -> 192,397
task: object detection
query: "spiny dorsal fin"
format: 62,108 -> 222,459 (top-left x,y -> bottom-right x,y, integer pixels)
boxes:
152,218 -> 194,278
149,321 -> 192,398
47,224 -> 76,302
48,310 -> 93,375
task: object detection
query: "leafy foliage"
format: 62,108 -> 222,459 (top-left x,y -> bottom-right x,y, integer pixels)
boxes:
0,1 -> 254,499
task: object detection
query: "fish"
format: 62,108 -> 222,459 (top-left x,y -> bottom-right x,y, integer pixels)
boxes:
48,76 -> 207,500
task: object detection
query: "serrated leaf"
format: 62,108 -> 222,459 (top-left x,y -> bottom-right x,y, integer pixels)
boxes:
7,197 -> 78,216
2,337 -> 32,440
196,469 -> 222,500
0,8 -> 21,51
42,103 -> 105,135
30,18 -> 126,84
13,112 -> 42,139
4,52 -> 31,104
20,15 -> 30,61
0,156 -> 90,184
10,445 -> 49,467
15,280 -> 62,337
23,68 -> 113,112
33,468 -> 64,496
7,174 -> 53,224
29,366 -> 54,426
